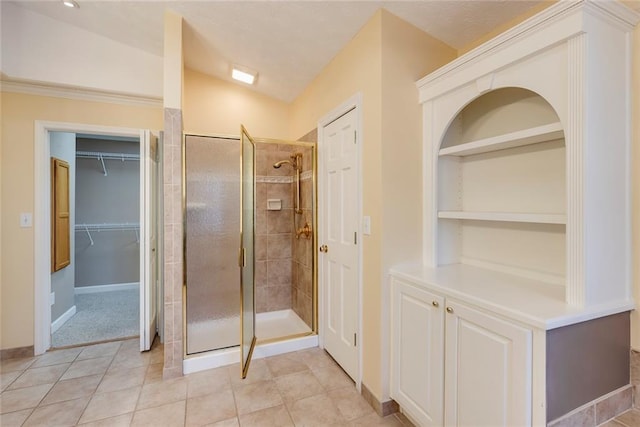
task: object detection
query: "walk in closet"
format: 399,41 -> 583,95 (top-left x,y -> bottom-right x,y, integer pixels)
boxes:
390,2 -> 639,426
74,137 -> 140,290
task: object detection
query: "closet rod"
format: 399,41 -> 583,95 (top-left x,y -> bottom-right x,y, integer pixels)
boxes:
76,150 -> 140,161
74,223 -> 140,231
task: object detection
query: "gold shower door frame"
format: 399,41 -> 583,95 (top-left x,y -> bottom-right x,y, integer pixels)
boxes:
182,129 -> 319,378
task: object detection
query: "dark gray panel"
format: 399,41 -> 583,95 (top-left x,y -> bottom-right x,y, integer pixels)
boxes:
546,312 -> 630,422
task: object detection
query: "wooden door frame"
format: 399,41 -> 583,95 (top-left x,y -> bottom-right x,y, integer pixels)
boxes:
34,121 -> 158,354
317,93 -> 363,391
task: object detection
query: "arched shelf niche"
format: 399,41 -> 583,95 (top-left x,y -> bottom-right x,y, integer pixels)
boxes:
436,87 -> 566,286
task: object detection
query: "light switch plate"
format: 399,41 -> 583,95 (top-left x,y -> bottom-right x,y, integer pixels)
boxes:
363,216 -> 371,235
20,213 -> 33,228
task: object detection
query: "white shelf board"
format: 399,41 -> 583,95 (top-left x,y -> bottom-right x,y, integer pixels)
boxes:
439,122 -> 564,157
438,211 -> 566,225
390,263 -> 634,330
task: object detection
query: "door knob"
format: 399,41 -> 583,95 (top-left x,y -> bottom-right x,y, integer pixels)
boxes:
320,245 -> 328,253
446,307 -> 454,314
432,301 -> 439,307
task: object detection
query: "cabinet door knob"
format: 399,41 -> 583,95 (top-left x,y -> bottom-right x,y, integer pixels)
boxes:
432,301 -> 439,307
319,245 -> 328,253
446,307 -> 454,314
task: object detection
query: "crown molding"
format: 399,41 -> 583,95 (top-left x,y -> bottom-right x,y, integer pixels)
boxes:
0,79 -> 163,108
416,0 -> 640,97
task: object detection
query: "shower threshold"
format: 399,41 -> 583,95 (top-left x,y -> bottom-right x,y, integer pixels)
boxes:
183,309 -> 317,375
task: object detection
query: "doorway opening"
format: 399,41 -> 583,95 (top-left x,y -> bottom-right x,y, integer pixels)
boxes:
50,132 -> 141,348
34,121 -> 160,355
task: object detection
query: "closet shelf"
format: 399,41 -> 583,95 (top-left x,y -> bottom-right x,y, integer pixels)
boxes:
438,211 -> 566,225
439,122 -> 564,157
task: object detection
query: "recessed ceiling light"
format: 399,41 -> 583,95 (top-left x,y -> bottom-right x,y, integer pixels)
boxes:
232,67 -> 256,85
62,0 -> 79,8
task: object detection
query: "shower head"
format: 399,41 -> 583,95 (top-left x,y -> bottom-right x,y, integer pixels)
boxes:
273,153 -> 303,170
273,159 -> 293,169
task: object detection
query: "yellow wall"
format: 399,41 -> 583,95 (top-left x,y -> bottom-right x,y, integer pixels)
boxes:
184,68 -> 291,139
0,91 -> 162,350
290,9 -> 455,400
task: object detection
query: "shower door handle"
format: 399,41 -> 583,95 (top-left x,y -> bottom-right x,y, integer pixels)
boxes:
239,247 -> 246,267
319,245 -> 328,253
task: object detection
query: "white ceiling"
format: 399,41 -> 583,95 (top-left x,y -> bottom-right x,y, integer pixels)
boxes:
7,0 -> 566,102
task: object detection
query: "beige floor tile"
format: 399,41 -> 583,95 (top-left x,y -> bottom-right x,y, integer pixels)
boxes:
347,413 -> 404,426
61,356 -> 112,381
297,348 -> 336,370
238,404 -> 294,427
229,359 -> 272,388
131,400 -> 185,427
8,363 -> 70,390
0,408 -> 33,427
185,389 -> 236,426
0,371 -> 21,392
265,353 -> 309,378
274,370 -> 325,405
77,412 -> 133,427
31,348 -> 82,368
23,396 -> 90,427
288,393 -> 346,426
186,367 -> 231,399
136,377 -> 187,410
0,357 -> 36,374
149,346 -> 164,364
41,374 -> 102,405
311,364 -> 354,391
109,352 -> 151,373
233,379 -> 283,415
97,366 -> 146,394
615,409 -> 640,427
118,339 -> 141,354
327,386 -> 375,421
601,421 -> 626,427
0,383 -> 53,414
78,386 -> 141,424
205,417 -> 239,427
77,342 -> 122,361
144,363 -> 163,384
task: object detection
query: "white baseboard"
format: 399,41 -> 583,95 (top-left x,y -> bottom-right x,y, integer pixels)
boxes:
51,305 -> 76,333
75,282 -> 139,294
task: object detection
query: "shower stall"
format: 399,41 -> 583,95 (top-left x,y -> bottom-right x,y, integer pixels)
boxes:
183,130 -> 317,373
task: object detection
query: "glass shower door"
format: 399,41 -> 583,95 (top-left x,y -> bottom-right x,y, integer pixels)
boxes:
240,125 -> 257,378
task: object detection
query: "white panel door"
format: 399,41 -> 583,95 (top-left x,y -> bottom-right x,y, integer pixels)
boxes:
140,130 -> 158,351
444,300 -> 532,427
390,277 -> 445,426
321,108 -> 359,380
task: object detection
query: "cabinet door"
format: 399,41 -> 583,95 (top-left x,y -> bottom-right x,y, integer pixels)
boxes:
444,300 -> 532,427
390,277 -> 445,426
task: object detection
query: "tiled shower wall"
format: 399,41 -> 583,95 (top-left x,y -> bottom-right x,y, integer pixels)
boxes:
162,108 -> 183,379
255,143 -> 295,313
292,145 -> 314,328
293,129 -> 317,328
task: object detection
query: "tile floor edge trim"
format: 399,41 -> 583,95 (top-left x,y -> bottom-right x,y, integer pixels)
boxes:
361,382 -> 399,417
548,384 -> 633,427
0,345 -> 34,360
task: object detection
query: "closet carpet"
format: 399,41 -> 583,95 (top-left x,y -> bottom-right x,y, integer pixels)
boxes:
52,290 -> 139,348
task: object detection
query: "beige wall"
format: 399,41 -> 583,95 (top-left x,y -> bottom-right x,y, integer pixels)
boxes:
0,91 -> 162,350
184,68 -> 290,139
632,24 -> 640,350
379,10 -> 457,398
290,10 -> 384,398
290,9 -> 456,401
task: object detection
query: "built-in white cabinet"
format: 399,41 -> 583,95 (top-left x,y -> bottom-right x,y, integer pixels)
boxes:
390,276 -> 532,427
390,1 -> 639,426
